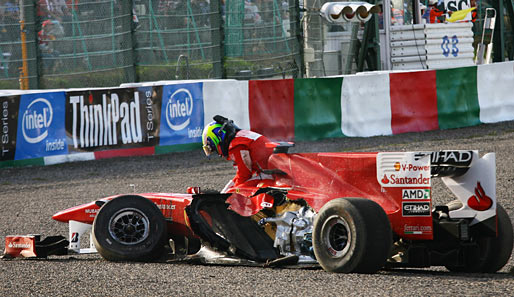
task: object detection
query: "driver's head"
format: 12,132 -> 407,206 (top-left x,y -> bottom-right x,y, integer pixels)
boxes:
202,121 -> 226,157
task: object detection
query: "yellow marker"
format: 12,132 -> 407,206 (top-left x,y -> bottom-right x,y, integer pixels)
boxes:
447,7 -> 476,23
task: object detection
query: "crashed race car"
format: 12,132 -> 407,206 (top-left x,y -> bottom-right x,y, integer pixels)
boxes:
10,144 -> 513,273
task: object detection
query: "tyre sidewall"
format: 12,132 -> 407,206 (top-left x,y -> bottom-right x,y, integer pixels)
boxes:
313,198 -> 366,273
92,195 -> 167,261
482,204 -> 514,272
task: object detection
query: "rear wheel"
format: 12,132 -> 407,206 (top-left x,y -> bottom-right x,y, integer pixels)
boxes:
312,198 -> 392,273
92,195 -> 167,262
445,202 -> 513,273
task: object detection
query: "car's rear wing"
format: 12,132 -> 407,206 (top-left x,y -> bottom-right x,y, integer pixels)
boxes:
439,151 -> 496,226
415,150 -> 474,178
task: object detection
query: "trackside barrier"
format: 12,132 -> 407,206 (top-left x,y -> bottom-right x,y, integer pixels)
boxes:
425,23 -> 475,69
390,24 -> 427,70
1,61 -> 514,168
390,23 -> 475,71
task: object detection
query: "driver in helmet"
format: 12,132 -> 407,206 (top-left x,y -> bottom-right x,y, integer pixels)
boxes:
202,115 -> 274,192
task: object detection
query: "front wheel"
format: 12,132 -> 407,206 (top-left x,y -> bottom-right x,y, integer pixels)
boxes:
92,195 -> 167,262
312,198 -> 392,273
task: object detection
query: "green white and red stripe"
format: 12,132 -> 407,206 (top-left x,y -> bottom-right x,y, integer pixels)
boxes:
2,61 -> 514,168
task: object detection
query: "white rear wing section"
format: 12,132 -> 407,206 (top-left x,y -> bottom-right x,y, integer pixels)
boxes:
442,152 -> 496,225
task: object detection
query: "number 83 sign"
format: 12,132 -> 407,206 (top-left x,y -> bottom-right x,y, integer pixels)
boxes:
441,35 -> 459,57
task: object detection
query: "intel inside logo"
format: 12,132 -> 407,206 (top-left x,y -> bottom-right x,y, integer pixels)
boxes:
165,88 -> 193,131
22,98 -> 53,144
15,92 -> 67,160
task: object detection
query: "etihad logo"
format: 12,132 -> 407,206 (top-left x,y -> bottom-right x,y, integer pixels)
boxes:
402,202 -> 431,217
69,93 -> 142,148
22,98 -> 53,144
165,88 -> 193,131
415,150 -> 473,164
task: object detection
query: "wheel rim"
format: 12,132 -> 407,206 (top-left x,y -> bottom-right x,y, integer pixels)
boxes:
108,208 -> 150,245
322,215 -> 351,258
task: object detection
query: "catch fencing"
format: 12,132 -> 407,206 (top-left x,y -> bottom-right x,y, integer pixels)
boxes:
0,0 -> 302,90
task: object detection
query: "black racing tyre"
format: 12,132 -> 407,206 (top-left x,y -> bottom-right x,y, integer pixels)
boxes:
312,198 -> 392,273
445,201 -> 513,273
92,195 -> 168,262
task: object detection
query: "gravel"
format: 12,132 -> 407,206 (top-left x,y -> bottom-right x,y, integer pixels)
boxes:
1,121 -> 514,297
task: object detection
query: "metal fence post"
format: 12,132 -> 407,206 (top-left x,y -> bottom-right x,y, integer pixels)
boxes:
289,0 -> 304,78
20,0 -> 39,89
122,0 -> 136,83
492,0 -> 505,62
210,0 -> 224,78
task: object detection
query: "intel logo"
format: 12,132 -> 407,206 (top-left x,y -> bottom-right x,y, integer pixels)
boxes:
165,88 -> 193,131
22,98 -> 53,144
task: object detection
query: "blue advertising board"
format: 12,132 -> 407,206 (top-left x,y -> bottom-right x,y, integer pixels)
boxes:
159,83 -> 204,146
15,92 -> 68,160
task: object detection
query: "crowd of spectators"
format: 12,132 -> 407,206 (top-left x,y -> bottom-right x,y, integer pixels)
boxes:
0,0 -> 293,75
0,0 -> 18,41
0,1 -> 19,76
151,0 -> 289,28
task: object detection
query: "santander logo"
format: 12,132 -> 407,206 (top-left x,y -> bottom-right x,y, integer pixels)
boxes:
381,174 -> 389,184
467,182 -> 493,211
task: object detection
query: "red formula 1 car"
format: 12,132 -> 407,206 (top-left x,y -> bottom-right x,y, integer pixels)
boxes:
28,145 -> 514,273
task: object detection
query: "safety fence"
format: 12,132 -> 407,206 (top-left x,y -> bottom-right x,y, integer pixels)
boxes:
0,0 -> 302,90
2,61 -> 514,168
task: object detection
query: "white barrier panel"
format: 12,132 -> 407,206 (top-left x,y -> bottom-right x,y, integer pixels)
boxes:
477,61 -> 514,123
390,24 -> 427,70
425,22 -> 475,69
341,72 -> 392,137
203,80 -> 251,130
44,152 -> 95,166
390,23 -> 475,70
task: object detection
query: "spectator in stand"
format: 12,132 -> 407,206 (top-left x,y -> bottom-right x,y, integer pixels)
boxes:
428,0 -> 445,23
158,0 -> 179,15
37,0 -> 69,22
191,0 -> 210,27
256,0 -> 281,24
244,0 -> 262,24
66,0 -> 79,13
52,0 -> 72,35
390,0 -> 404,25
38,19 -> 64,72
1,0 -> 19,42
37,0 -> 51,21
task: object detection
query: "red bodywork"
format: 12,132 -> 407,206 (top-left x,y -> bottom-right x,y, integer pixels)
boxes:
53,152 -> 433,241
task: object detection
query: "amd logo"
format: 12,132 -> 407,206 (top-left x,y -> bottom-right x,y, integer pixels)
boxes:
402,189 -> 430,200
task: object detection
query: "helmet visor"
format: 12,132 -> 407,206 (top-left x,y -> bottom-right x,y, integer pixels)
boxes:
203,143 -> 214,156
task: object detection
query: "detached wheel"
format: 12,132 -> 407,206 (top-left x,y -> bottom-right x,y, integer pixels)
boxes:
92,195 -> 167,262
445,202 -> 513,273
312,198 -> 392,273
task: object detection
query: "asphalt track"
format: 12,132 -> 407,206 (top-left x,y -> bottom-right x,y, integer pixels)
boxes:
1,121 -> 514,297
